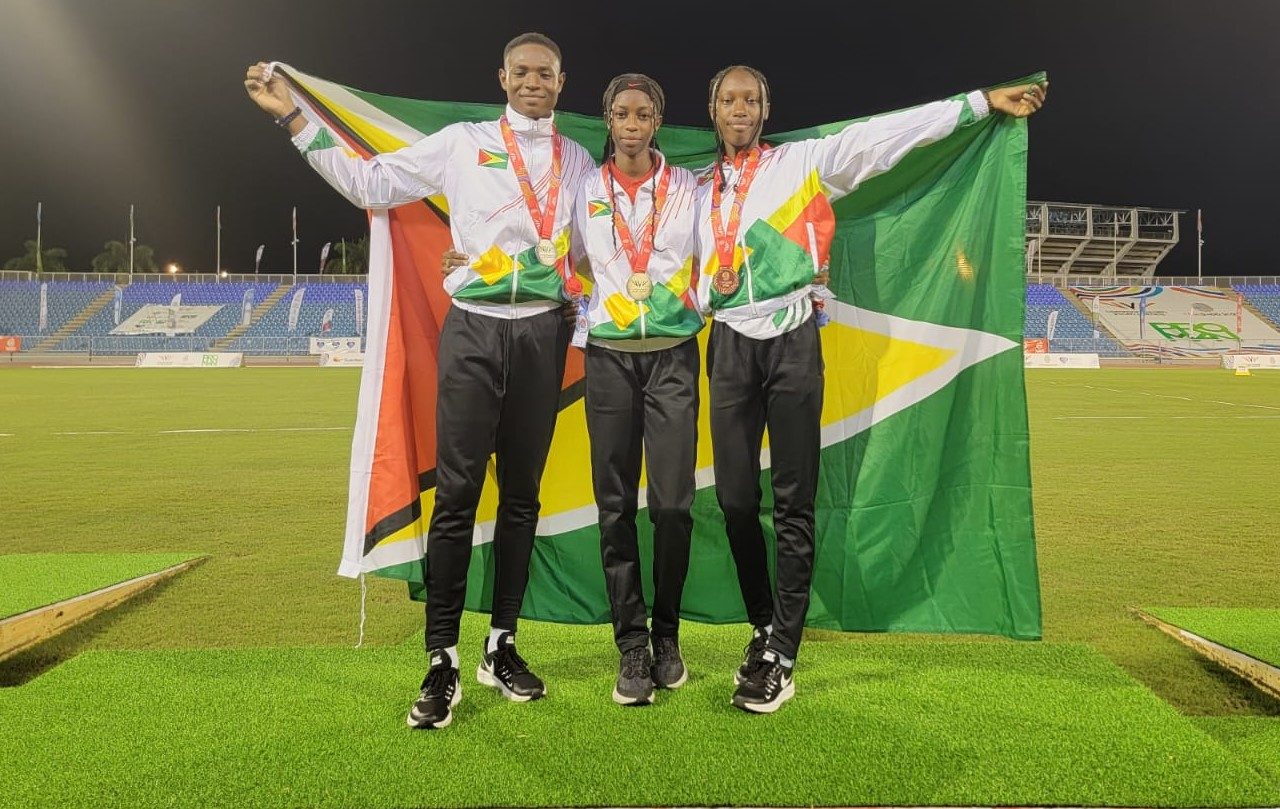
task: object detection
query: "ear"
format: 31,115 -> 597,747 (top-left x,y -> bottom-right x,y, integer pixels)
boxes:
556,71 -> 567,92
762,100 -> 771,122
653,115 -> 663,134
497,67 -> 507,89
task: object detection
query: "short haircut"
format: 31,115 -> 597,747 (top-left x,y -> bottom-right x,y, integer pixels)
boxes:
503,32 -> 562,67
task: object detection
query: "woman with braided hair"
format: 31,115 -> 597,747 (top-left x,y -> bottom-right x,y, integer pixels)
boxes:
696,65 -> 1047,713
570,73 -> 704,706
444,74 -> 704,706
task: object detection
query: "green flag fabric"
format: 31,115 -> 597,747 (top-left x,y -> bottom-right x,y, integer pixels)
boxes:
301,64 -> 1043,641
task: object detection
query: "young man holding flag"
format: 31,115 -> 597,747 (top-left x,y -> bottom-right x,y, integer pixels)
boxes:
697,66 -> 1047,713
244,32 -> 595,730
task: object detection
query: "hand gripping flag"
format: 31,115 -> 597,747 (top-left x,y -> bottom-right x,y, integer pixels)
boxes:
276,65 -> 1043,639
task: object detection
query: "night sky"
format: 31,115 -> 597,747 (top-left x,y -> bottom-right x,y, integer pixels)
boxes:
1,0 -> 1277,276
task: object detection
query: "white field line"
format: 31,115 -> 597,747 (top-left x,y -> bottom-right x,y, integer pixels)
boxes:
1077,383 -> 1280,411
4,426 -> 349,437
1054,415 -> 1280,420
159,427 -> 349,434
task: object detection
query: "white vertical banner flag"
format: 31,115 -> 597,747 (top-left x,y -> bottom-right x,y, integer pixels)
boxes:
167,292 -> 182,331
255,244 -> 265,273
113,287 -> 123,325
241,288 -> 254,326
320,241 -> 331,271
38,282 -> 48,331
354,288 -> 364,337
287,287 -> 306,332
321,307 -> 334,334
1045,309 -> 1059,342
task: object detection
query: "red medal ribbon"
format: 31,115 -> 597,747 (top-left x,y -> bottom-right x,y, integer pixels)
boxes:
710,148 -> 763,273
603,155 -> 672,276
500,116 -> 563,245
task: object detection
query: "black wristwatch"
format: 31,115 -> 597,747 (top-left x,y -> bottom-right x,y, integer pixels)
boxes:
275,107 -> 303,128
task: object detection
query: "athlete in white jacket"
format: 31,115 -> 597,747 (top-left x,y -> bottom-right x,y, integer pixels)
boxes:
245,32 -> 595,731
695,65 -> 1047,714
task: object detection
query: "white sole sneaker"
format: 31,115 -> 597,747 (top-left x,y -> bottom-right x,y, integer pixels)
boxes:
733,679 -> 795,714
476,663 -> 538,702
612,686 -> 654,706
406,681 -> 461,729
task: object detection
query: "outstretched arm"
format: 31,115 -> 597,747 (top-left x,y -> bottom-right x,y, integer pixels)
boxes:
808,81 -> 1047,202
244,62 -> 449,210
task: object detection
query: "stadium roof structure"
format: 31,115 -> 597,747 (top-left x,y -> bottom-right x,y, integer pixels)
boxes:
1026,201 -> 1183,279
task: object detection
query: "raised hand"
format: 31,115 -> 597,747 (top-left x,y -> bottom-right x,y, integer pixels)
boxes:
988,82 -> 1048,118
244,62 -> 295,118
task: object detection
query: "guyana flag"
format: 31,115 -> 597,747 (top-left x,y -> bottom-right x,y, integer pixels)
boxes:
278,64 -> 1043,640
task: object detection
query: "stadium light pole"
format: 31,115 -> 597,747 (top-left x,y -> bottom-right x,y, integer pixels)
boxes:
35,202 -> 43,275
1197,208 -> 1203,281
216,205 -> 222,282
129,204 -> 136,278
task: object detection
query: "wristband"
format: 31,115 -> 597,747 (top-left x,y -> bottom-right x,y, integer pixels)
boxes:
275,107 -> 303,128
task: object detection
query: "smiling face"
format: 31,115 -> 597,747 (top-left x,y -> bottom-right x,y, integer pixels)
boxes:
499,43 -> 565,119
607,88 -> 661,161
711,67 -> 769,153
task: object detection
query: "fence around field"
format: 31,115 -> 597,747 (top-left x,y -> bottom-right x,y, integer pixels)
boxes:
0,335 -> 325,356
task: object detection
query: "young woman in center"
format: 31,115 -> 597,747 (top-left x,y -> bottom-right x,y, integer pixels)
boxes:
570,73 -> 704,707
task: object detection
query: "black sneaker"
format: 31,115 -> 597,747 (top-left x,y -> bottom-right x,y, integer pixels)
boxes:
477,631 -> 545,702
734,626 -> 770,685
651,636 -> 687,689
406,649 -> 461,729
731,652 -> 795,714
613,646 -> 655,706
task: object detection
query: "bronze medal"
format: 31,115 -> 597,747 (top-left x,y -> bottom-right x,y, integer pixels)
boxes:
713,268 -> 740,296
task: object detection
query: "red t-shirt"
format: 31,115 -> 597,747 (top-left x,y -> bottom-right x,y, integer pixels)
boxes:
608,160 -> 657,202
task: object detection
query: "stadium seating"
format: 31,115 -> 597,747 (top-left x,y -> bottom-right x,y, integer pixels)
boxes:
58,282 -> 278,353
1234,284 -> 1280,329
1024,284 -> 1129,355
0,280 -> 112,336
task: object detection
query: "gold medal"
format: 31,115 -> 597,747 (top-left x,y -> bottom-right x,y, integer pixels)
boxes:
535,238 -> 558,267
713,268 -> 740,296
627,272 -> 653,302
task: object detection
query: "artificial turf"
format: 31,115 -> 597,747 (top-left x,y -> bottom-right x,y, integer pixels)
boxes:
1197,717 -> 1280,788
0,553 -> 200,619
1,620 -> 1277,808
1,367 -> 1279,807
1146,607 -> 1280,667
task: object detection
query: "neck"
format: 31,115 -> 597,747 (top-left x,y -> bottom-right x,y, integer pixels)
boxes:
723,139 -> 759,161
612,149 -> 654,179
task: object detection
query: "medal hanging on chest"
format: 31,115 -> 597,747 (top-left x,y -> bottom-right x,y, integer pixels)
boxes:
709,149 -> 762,296
501,116 -> 563,268
604,158 -> 672,303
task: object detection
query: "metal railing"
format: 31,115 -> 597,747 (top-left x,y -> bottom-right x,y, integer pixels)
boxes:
1026,275 -> 1280,288
0,271 -> 369,284
1,335 -> 336,356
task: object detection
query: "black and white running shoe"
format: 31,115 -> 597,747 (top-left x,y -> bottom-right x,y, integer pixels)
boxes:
613,645 -> 655,706
651,635 -> 688,689
407,649 -> 461,729
477,631 -> 545,701
731,652 -> 794,714
734,626 -> 770,686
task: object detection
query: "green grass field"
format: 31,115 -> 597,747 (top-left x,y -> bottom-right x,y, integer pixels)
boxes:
0,553 -> 200,618
1146,607 -> 1280,666
1,367 -> 1278,807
